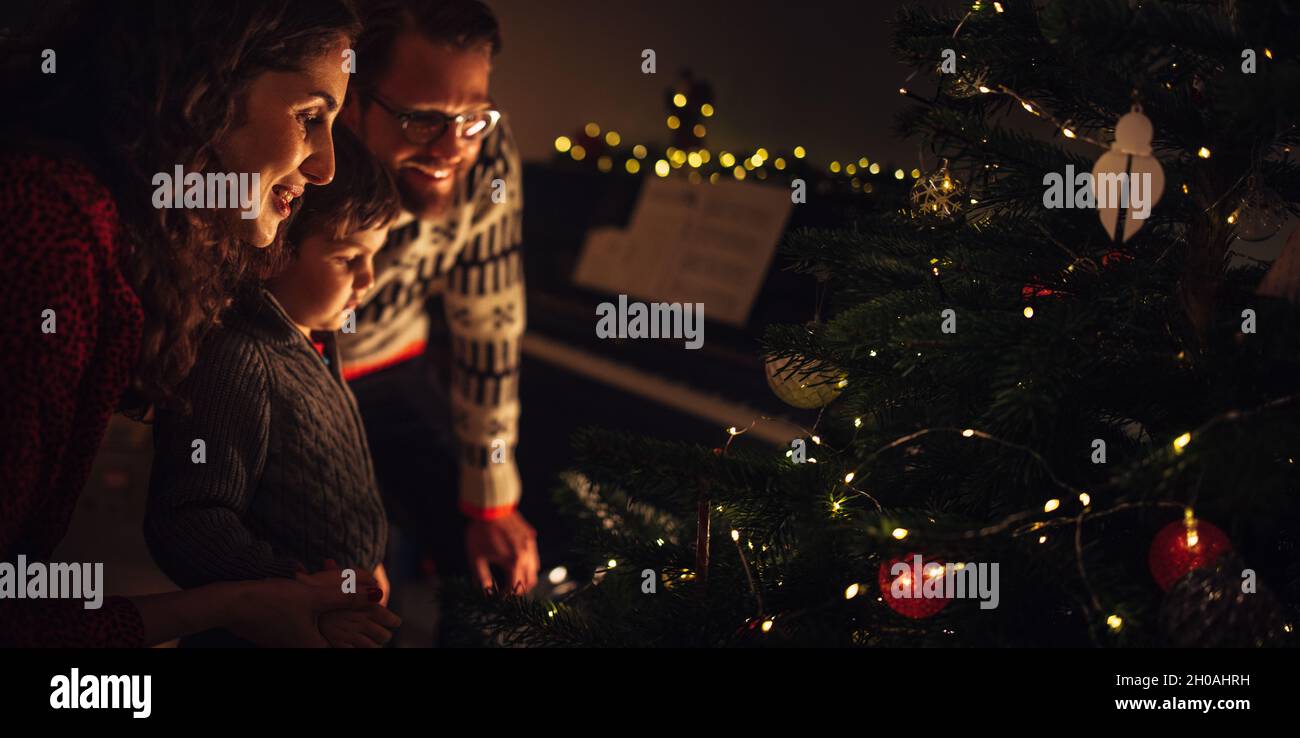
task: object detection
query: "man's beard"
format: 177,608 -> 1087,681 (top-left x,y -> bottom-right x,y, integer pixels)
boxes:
397,171 -> 457,220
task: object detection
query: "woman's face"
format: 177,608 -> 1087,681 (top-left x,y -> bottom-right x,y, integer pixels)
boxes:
217,36 -> 352,247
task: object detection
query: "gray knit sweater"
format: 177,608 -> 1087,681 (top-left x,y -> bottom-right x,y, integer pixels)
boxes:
145,289 -> 388,588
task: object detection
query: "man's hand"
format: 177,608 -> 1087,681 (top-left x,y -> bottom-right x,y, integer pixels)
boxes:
466,511 -> 539,593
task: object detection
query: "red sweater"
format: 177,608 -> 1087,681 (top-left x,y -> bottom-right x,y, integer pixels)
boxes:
0,152 -> 147,647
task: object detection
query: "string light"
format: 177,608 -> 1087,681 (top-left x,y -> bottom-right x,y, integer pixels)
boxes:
554,136 -> 572,153
672,93 -> 687,108
1023,306 -> 1034,318
1038,535 -> 1048,544
844,583 -> 860,600
1183,507 -> 1199,548
632,144 -> 647,159
962,428 -> 975,437
570,145 -> 586,161
1078,492 -> 1091,506
1043,498 -> 1060,512
701,103 -> 714,117
1107,614 -> 1123,631
666,115 -> 680,130
892,527 -> 909,540
761,619 -> 774,633
584,122 -> 600,137
731,529 -> 740,542
793,146 -> 806,159
625,159 -> 640,174
1197,146 -> 1212,159
604,131 -> 621,146
654,159 -> 670,177
693,124 -> 707,138
607,559 -> 618,568
844,472 -> 855,484
1172,432 -> 1191,454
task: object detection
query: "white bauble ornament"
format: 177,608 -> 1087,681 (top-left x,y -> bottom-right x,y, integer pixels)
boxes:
1092,106 -> 1165,242
764,354 -> 846,409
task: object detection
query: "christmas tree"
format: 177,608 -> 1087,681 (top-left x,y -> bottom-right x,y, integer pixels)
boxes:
450,0 -> 1300,647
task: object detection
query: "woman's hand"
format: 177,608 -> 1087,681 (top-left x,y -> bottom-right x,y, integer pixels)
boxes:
319,605 -> 401,648
222,577 -> 386,648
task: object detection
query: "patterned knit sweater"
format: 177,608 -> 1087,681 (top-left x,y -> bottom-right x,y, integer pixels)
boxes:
338,120 -> 526,520
146,289 -> 388,588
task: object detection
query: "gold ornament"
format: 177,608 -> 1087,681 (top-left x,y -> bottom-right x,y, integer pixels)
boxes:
909,160 -> 964,221
764,354 -> 846,408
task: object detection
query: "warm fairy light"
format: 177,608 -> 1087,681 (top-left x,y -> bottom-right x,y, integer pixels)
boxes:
604,131 -> 620,146
570,145 -> 586,161
845,163 -> 857,175
892,527 -> 909,540
654,159 -> 670,177
1021,101 -> 1035,114
1183,507 -> 1199,548
1023,306 -> 1034,318
844,472 -> 855,484
756,148 -> 769,160
625,159 -> 640,174
836,378 -> 848,389
1043,498 -> 1060,512
1107,614 -> 1123,631
750,153 -> 763,167
844,583 -> 860,600
687,152 -> 702,168
727,426 -> 739,435
812,435 -> 822,445
910,168 -> 921,179
733,166 -> 746,180
869,163 -> 880,174
854,417 -> 863,427
666,115 -> 680,130
1181,183 -> 1190,194
869,350 -> 877,357
858,157 -> 869,168
830,161 -> 842,173
597,156 -> 612,172
672,93 -> 687,108
831,499 -> 841,512
898,87 -> 908,95
977,85 -> 991,94
607,559 -> 617,568
731,529 -> 740,542
761,619 -> 774,633
1079,492 -> 1091,506
962,428 -> 975,437
1173,432 -> 1191,453
655,538 -> 664,546
554,135 -> 572,153
719,152 -> 736,167
693,124 -> 707,138
548,566 -> 568,584
993,1 -> 1004,11
793,146 -> 806,159
632,144 -> 647,159
932,267 -> 940,276
774,157 -> 786,170
699,150 -> 711,163
1062,127 -> 1076,139
701,103 -> 714,117
1264,48 -> 1273,59
1197,146 -> 1211,159
584,122 -> 600,137
893,169 -> 904,180
1038,535 -> 1047,544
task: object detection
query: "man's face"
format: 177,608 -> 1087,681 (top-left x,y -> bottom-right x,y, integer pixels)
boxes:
345,32 -> 492,220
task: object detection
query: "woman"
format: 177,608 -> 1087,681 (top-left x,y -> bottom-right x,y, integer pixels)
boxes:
0,0 -> 396,647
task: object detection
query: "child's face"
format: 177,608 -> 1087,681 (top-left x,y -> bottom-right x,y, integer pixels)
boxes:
268,225 -> 388,333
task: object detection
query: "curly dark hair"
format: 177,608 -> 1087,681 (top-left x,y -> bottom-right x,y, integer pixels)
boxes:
2,0 -> 361,413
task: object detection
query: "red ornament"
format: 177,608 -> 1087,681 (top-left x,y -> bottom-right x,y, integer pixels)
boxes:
1021,281 -> 1055,300
877,553 -> 952,619
1148,516 -> 1232,592
1101,249 -> 1133,268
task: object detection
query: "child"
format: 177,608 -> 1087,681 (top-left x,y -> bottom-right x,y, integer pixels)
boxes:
146,127 -> 402,647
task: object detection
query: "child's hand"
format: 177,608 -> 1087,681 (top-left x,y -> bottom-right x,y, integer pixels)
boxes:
318,605 -> 402,648
295,558 -> 379,598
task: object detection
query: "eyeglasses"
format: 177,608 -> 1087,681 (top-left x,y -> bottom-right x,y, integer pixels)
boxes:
364,92 -> 502,146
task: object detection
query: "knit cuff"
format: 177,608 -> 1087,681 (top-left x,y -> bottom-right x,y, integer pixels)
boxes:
458,458 -> 521,520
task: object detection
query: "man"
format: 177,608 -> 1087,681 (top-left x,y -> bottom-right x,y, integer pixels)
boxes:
338,0 -> 539,607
